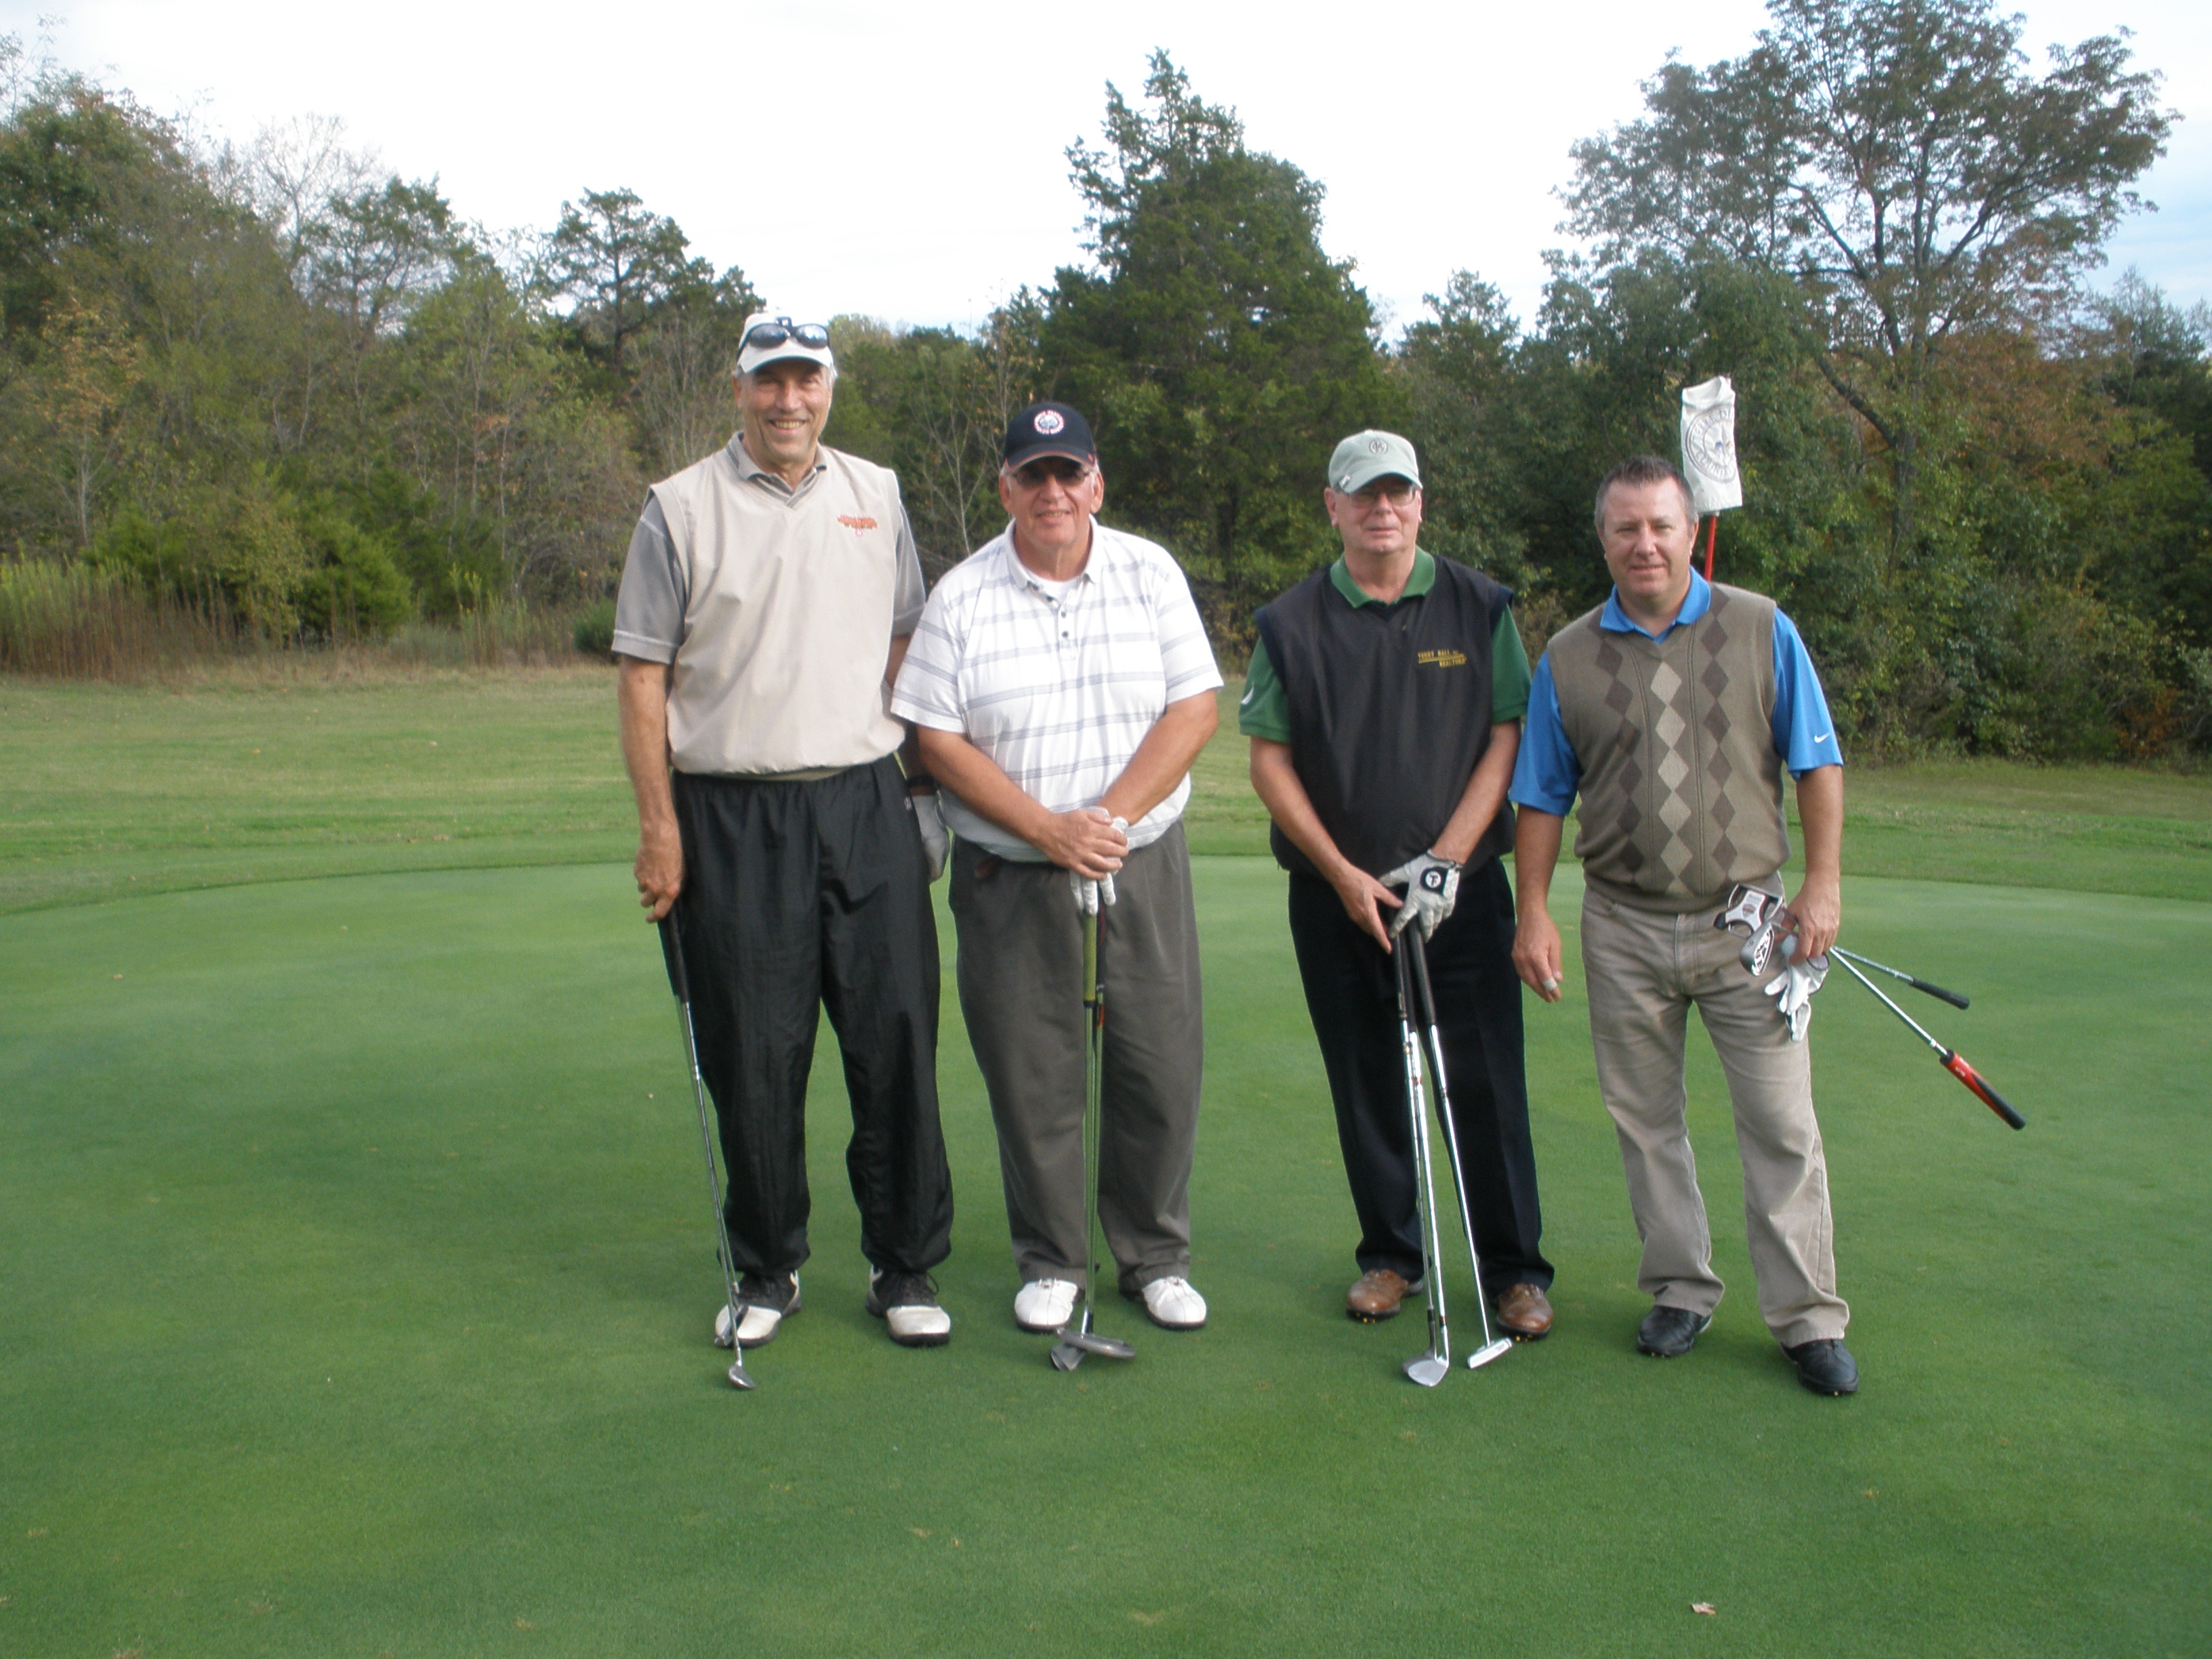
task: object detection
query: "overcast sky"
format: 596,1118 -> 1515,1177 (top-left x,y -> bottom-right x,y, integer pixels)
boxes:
10,0 -> 2209,336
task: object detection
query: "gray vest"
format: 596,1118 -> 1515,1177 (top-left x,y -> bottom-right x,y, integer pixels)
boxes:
1546,583 -> 1788,911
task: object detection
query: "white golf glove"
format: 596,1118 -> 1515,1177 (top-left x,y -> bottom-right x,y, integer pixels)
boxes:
910,792 -> 949,882
1069,870 -> 1118,914
1378,850 -> 1462,941
1763,951 -> 1829,1042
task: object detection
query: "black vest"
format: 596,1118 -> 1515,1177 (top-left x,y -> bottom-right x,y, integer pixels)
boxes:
1255,558 -> 1516,880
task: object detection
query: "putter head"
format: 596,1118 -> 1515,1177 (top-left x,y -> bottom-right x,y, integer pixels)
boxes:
1059,1327 -> 1136,1360
1049,1342 -> 1084,1372
1402,1353 -> 1449,1388
726,1359 -> 756,1391
1467,1338 -> 1514,1371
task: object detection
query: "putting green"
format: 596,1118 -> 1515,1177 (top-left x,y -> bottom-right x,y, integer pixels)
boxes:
1,859 -> 2205,1656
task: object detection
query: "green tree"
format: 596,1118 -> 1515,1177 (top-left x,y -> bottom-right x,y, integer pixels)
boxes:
1042,52 -> 1401,642
544,188 -> 710,377
1563,0 -> 2173,556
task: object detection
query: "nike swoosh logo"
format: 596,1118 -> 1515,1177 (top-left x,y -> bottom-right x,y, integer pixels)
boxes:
1239,687 -> 1254,705
1813,731 -> 1832,743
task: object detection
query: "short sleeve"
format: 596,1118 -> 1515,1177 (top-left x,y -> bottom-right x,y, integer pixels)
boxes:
611,495 -> 686,664
1490,606 -> 1531,723
890,497 -> 926,635
1236,635 -> 1293,743
888,575 -> 970,734
1151,550 -> 1223,700
1508,653 -> 1581,816
1770,609 -> 1845,777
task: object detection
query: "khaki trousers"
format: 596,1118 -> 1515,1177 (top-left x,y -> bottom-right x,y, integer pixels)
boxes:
1580,885 -> 1848,1347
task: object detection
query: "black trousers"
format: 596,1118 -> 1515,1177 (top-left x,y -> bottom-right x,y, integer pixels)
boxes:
671,757 -> 952,1279
1286,859 -> 1551,1298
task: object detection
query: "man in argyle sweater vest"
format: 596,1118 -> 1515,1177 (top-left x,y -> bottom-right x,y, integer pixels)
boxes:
1509,456 -> 1859,1397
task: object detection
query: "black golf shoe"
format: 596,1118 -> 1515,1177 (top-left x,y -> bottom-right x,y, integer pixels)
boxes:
1783,1338 -> 1860,1395
1636,1304 -> 1713,1357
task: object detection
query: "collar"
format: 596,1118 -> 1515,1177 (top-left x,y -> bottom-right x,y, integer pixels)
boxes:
727,434 -> 827,493
1330,548 -> 1435,608
1601,568 -> 1711,638
998,518 -> 1111,589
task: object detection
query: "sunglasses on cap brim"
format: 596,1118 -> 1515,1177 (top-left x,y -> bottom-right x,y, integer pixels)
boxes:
743,322 -> 831,352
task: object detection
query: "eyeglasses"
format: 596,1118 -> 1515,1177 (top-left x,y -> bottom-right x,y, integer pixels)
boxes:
1010,458 -> 1094,489
1348,479 -> 1418,506
743,319 -> 830,352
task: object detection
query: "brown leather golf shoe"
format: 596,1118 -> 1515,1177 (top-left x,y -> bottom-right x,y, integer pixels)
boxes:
1494,1282 -> 1554,1340
1346,1269 -> 1420,1322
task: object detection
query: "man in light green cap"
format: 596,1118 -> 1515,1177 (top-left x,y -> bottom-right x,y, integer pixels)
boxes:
1241,430 -> 1555,1334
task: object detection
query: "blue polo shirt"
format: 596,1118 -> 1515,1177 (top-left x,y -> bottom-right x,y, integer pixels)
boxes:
1510,572 -> 1843,817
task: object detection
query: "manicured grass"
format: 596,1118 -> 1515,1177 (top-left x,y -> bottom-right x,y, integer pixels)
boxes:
2,859 -> 2205,1656
7,673 -> 2207,912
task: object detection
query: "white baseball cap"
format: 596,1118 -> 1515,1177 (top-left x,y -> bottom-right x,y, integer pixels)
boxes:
735,314 -> 835,377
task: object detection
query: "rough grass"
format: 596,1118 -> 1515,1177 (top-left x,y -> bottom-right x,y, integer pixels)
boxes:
1,861 -> 2203,1656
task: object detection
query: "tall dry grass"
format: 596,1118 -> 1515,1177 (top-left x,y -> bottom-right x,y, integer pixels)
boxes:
0,559 -> 601,682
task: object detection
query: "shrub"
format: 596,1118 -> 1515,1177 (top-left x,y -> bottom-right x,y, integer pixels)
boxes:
573,598 -> 615,658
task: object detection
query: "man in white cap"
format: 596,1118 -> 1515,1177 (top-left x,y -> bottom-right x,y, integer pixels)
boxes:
893,401 -> 1221,1337
1244,430 -> 1555,1338
612,314 -> 957,1354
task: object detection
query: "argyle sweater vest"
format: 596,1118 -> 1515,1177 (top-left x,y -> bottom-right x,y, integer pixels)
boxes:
1545,583 -> 1788,912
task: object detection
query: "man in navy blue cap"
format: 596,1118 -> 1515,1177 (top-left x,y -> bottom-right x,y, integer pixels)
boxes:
894,402 -> 1223,1336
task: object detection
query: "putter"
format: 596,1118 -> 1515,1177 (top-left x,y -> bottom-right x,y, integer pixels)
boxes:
1052,904 -> 1135,1371
1830,951 -> 2026,1129
1830,947 -> 1969,1010
655,910 -> 754,1391
1393,943 -> 1452,1387
1404,932 -> 1515,1372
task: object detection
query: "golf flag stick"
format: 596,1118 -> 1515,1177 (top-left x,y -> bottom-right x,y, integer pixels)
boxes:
1831,951 -> 2026,1129
1830,947 -> 1969,1010
1702,514 -> 1717,581
656,910 -> 754,1391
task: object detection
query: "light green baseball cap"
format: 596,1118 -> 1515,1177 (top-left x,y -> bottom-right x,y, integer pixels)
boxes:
1328,430 -> 1422,494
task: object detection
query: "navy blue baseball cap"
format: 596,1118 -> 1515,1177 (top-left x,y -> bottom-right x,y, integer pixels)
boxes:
1003,401 -> 1097,470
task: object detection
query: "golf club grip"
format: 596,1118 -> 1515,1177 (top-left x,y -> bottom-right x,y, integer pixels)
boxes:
1941,1050 -> 2026,1129
1912,977 -> 1971,1010
656,911 -> 691,1004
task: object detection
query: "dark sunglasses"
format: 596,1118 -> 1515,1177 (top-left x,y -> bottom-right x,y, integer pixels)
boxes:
743,319 -> 830,351
1011,458 -> 1094,488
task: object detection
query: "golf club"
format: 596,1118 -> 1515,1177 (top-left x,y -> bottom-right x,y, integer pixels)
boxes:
1830,946 -> 1970,1010
1052,903 -> 1136,1372
1830,951 -> 2026,1129
1404,932 -> 1515,1372
1393,941 -> 1451,1387
655,910 -> 754,1391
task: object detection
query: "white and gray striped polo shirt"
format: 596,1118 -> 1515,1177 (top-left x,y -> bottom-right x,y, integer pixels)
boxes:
891,520 -> 1223,861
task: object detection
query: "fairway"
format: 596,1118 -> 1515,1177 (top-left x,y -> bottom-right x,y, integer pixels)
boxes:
3,857 -> 2205,1656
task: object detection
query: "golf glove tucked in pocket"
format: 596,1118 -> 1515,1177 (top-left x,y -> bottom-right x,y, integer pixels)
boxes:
911,792 -> 949,882
1763,951 -> 1829,1042
1378,851 -> 1462,940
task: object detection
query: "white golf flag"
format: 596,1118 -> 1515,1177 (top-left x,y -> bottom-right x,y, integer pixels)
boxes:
1679,375 -> 1742,514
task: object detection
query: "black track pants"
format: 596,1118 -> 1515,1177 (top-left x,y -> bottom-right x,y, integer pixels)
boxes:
1286,859 -> 1551,1298
671,758 -> 952,1278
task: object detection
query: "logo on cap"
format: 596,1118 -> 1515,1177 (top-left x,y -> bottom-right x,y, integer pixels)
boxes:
1033,411 -> 1066,435
1369,438 -> 1390,454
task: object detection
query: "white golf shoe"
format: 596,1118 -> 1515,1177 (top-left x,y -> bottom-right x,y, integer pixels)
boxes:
1139,1275 -> 1208,1330
712,1271 -> 800,1349
1014,1277 -> 1080,1332
866,1270 -> 951,1347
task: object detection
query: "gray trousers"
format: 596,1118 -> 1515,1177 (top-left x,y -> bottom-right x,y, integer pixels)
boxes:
1580,884 -> 1849,1347
949,823 -> 1203,1294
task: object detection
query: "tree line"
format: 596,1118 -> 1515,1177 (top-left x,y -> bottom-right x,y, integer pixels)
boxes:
3,3 -> 2207,758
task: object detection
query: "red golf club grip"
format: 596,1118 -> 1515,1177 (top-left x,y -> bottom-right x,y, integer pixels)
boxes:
1941,1049 -> 2025,1130
656,911 -> 691,1005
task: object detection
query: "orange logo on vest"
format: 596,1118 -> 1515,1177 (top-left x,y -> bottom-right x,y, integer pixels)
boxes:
837,515 -> 879,533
